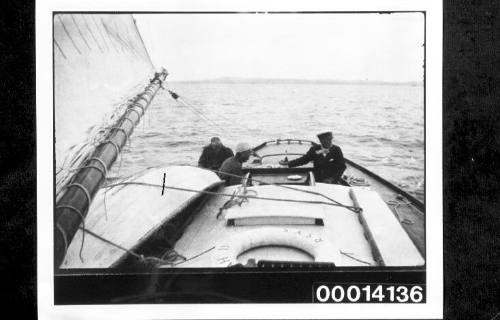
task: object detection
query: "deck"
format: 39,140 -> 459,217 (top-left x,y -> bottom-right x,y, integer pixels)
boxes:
167,182 -> 423,268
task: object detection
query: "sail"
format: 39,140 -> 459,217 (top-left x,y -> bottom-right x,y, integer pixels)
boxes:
54,14 -> 155,197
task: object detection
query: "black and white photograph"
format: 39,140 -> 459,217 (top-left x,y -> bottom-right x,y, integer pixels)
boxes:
37,1 -> 443,319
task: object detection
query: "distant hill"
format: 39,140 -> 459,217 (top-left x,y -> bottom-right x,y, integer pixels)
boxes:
170,77 -> 423,86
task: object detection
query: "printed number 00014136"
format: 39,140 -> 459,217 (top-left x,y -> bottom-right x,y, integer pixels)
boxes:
313,284 -> 425,303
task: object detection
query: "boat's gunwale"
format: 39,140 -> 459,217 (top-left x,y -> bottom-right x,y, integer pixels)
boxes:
344,158 -> 424,212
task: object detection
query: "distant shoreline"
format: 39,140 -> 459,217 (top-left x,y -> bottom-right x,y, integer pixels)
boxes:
168,77 -> 423,86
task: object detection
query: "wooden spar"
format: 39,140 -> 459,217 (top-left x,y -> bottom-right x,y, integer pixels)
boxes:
54,71 -> 168,267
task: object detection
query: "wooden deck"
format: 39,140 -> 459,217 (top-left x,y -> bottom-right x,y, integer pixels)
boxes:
343,162 -> 425,256
168,184 -> 388,268
61,166 -> 221,268
247,139 -> 425,257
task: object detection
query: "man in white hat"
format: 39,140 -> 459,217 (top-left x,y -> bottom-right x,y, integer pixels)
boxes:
218,142 -> 253,186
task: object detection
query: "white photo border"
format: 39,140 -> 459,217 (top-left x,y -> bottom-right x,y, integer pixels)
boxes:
37,0 -> 442,319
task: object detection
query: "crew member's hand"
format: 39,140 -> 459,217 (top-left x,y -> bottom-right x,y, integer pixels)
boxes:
322,177 -> 335,184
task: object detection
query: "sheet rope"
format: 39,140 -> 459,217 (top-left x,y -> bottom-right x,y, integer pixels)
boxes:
103,180 -> 361,210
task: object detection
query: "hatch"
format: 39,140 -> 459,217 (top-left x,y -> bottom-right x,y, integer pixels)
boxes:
223,185 -> 327,226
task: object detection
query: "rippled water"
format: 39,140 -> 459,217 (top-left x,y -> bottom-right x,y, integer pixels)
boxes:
109,82 -> 424,202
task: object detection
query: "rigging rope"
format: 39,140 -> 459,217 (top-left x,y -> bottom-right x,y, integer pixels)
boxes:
103,180 -> 355,209
179,94 -> 234,123
67,168 -> 360,266
77,225 -> 213,267
171,246 -> 215,266
340,251 -> 372,266
179,97 -> 232,135
192,166 -> 362,214
215,185 -> 258,219
87,167 -> 360,266
386,196 -> 421,225
167,89 -> 233,135
55,82 -> 146,200
65,168 -> 357,267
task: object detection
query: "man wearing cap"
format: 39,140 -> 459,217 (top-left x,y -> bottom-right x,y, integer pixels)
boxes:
218,142 -> 253,186
279,132 -> 346,183
198,137 -> 234,171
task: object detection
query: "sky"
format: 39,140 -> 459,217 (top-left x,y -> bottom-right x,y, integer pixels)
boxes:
135,12 -> 424,82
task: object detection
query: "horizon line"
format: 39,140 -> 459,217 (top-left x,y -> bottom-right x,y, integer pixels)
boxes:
167,77 -> 423,85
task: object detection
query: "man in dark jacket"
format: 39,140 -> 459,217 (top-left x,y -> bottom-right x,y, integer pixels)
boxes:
198,137 -> 234,171
280,131 -> 346,183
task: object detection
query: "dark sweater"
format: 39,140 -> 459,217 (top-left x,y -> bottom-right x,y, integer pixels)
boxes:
218,156 -> 243,186
288,144 -> 346,182
198,145 -> 234,170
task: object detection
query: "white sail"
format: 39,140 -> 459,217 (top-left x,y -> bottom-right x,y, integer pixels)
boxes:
54,14 -> 155,197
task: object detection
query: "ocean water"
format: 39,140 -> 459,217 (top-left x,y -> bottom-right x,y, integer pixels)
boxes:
109,82 -> 424,202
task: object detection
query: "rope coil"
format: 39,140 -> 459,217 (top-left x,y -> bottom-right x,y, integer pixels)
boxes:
216,186 -> 258,219
387,197 -> 418,224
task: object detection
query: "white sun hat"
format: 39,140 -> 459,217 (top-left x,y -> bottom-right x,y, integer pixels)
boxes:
235,142 -> 252,153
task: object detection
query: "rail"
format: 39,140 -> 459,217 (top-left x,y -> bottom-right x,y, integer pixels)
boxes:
252,138 -> 316,152
344,158 -> 424,212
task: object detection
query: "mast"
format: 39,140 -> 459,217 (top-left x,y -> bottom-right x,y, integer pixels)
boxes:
54,71 -> 168,268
